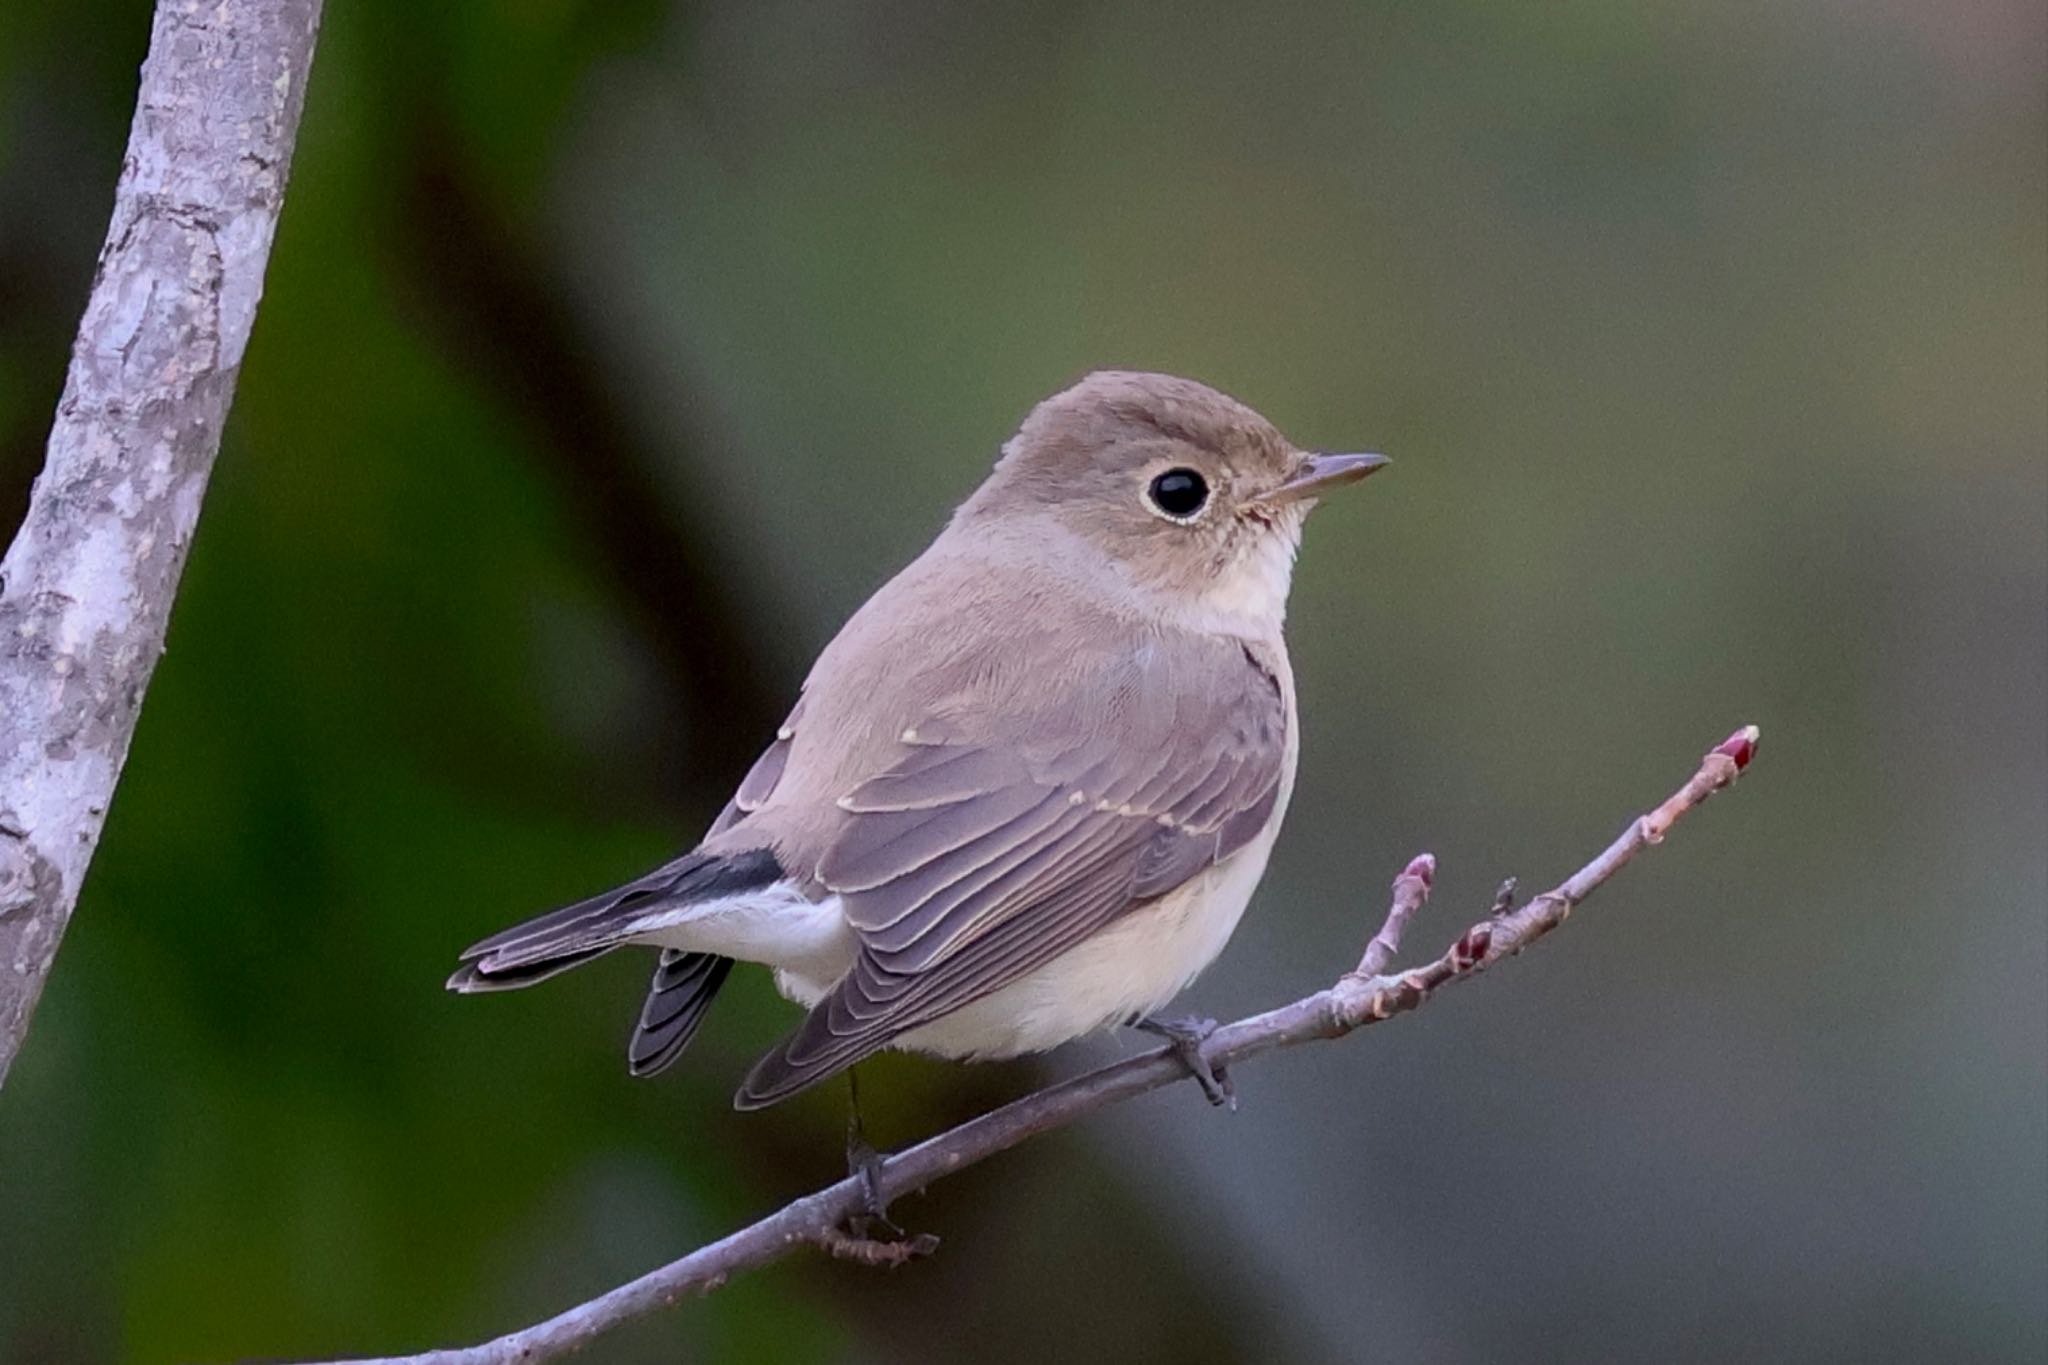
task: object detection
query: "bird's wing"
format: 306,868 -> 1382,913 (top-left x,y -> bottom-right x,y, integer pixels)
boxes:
706,695 -> 805,836
736,633 -> 1288,1107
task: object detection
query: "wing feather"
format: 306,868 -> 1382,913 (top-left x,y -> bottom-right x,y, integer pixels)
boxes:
818,777 -> 1045,893
858,796 -> 1085,952
839,744 -> 1028,812
735,635 -> 1290,1108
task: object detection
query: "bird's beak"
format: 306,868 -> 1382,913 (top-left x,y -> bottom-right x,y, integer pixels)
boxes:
1258,452 -> 1391,505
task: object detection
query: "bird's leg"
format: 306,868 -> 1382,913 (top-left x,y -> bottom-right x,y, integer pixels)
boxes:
1135,1013 -> 1236,1110
843,1065 -> 899,1236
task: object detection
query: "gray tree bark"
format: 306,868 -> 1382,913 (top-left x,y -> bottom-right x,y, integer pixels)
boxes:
0,0 -> 324,1087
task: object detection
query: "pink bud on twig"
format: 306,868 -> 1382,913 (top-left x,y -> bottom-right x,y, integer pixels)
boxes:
1400,853 -> 1437,889
1713,725 -> 1761,771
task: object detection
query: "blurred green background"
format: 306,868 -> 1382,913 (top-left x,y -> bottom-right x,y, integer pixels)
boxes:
2,1 -> 2042,1361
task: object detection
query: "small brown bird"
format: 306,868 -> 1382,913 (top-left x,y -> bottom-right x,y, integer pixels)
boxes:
450,371 -> 1385,1109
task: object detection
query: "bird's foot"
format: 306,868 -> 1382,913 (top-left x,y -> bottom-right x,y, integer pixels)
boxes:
1136,1013 -> 1236,1110
837,1124 -> 940,1260
845,1122 -> 901,1238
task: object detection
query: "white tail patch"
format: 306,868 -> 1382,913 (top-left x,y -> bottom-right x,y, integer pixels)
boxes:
625,883 -> 853,993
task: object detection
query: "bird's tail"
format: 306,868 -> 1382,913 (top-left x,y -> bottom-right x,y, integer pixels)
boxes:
445,846 -> 784,993
626,949 -> 735,1076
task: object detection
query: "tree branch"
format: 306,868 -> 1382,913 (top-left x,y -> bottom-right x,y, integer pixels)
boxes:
308,724 -> 1762,1365
0,0 -> 324,1087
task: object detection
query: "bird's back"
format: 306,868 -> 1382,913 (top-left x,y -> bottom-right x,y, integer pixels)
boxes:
717,515 -> 1289,882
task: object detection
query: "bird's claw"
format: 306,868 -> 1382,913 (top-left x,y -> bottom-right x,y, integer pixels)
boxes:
844,1124 -> 902,1238
1137,1013 -> 1236,1110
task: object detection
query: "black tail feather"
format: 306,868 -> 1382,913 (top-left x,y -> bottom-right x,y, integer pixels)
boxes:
626,951 -> 735,1076
447,847 -> 781,993
445,946 -> 616,993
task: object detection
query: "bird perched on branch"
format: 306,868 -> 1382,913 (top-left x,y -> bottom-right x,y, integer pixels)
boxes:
450,371 -> 1386,1111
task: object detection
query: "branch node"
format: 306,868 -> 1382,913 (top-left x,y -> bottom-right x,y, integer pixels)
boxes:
1487,877 -> 1518,918
1451,924 -> 1494,972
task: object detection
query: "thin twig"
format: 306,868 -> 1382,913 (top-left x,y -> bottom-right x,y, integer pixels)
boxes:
1358,853 -> 1436,978
310,724 -> 1761,1365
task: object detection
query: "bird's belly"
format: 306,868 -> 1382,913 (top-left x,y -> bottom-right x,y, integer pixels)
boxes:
891,817 -> 1282,1061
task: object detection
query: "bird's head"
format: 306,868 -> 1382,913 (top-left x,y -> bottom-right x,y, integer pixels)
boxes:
956,370 -> 1386,627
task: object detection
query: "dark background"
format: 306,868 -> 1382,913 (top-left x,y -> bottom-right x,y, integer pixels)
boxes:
2,2 -> 2043,1361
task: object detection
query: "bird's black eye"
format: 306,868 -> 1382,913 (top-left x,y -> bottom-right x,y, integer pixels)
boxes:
1146,467 -> 1209,520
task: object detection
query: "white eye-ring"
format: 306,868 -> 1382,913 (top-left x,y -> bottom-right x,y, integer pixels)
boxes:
1145,467 -> 1210,522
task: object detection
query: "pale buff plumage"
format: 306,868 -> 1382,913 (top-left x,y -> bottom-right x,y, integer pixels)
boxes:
449,371 -> 1384,1108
